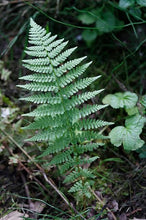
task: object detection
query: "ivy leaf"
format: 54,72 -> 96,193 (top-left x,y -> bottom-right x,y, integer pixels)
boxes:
119,0 -> 135,9
109,114 -> 145,150
82,30 -> 98,46
109,126 -> 126,147
125,114 -> 145,131
96,10 -> 116,33
129,8 -> 142,20
137,145 -> 146,159
110,126 -> 144,150
78,13 -> 96,25
136,0 -> 146,6
123,131 -> 144,151
102,92 -> 138,109
125,106 -> 139,116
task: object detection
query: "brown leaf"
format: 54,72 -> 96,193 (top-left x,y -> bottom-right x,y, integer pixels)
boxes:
0,211 -> 28,220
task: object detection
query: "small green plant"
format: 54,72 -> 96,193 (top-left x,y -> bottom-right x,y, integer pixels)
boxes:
77,0 -> 145,45
103,91 -> 145,151
18,19 -> 113,201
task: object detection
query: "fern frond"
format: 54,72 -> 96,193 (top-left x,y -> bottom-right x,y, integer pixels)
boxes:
19,18 -> 113,198
23,115 -> 65,130
26,126 -> 67,142
49,149 -> 73,165
40,135 -> 70,156
69,181 -> 92,198
75,143 -> 103,154
64,168 -> 95,183
60,156 -> 99,174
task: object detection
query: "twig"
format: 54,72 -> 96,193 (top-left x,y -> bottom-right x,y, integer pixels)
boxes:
20,172 -> 34,210
108,147 -> 135,168
112,74 -> 128,92
126,208 -> 142,217
0,0 -> 31,6
90,188 -> 117,220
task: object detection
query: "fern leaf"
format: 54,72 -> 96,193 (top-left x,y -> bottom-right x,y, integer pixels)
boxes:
64,168 -> 95,183
57,62 -> 92,87
27,126 -> 67,142
69,181 -> 92,198
49,41 -> 68,58
20,94 -> 61,104
60,77 -> 100,98
23,104 -> 65,117
77,119 -> 113,130
19,74 -> 55,83
49,149 -> 73,165
18,82 -> 58,92
40,135 -> 70,156
23,115 -> 64,130
55,57 -> 87,77
19,18 -> 113,198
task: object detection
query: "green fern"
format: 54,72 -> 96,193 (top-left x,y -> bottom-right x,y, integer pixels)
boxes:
18,18 -> 113,200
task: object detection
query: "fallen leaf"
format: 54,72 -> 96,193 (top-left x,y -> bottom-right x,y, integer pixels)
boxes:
0,211 -> 28,220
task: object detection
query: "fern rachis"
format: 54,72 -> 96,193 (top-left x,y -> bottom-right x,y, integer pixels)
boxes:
18,18 -> 113,200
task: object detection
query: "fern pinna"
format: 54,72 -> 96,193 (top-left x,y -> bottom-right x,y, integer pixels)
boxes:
18,19 -> 112,200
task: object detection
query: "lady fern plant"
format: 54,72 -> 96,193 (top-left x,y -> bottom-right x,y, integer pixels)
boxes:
18,18 -> 112,201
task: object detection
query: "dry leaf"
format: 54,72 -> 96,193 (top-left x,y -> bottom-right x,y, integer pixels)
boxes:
0,211 -> 28,220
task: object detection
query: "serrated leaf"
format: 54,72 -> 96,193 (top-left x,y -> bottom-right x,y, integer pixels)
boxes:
102,92 -> 138,109
119,0 -> 135,9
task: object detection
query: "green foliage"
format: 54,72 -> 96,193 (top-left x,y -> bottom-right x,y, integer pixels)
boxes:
103,92 -> 145,151
102,92 -> 138,109
18,19 -> 112,199
141,95 -> 146,108
76,0 -> 145,45
109,114 -> 145,150
119,0 -> 135,9
136,0 -> 146,6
